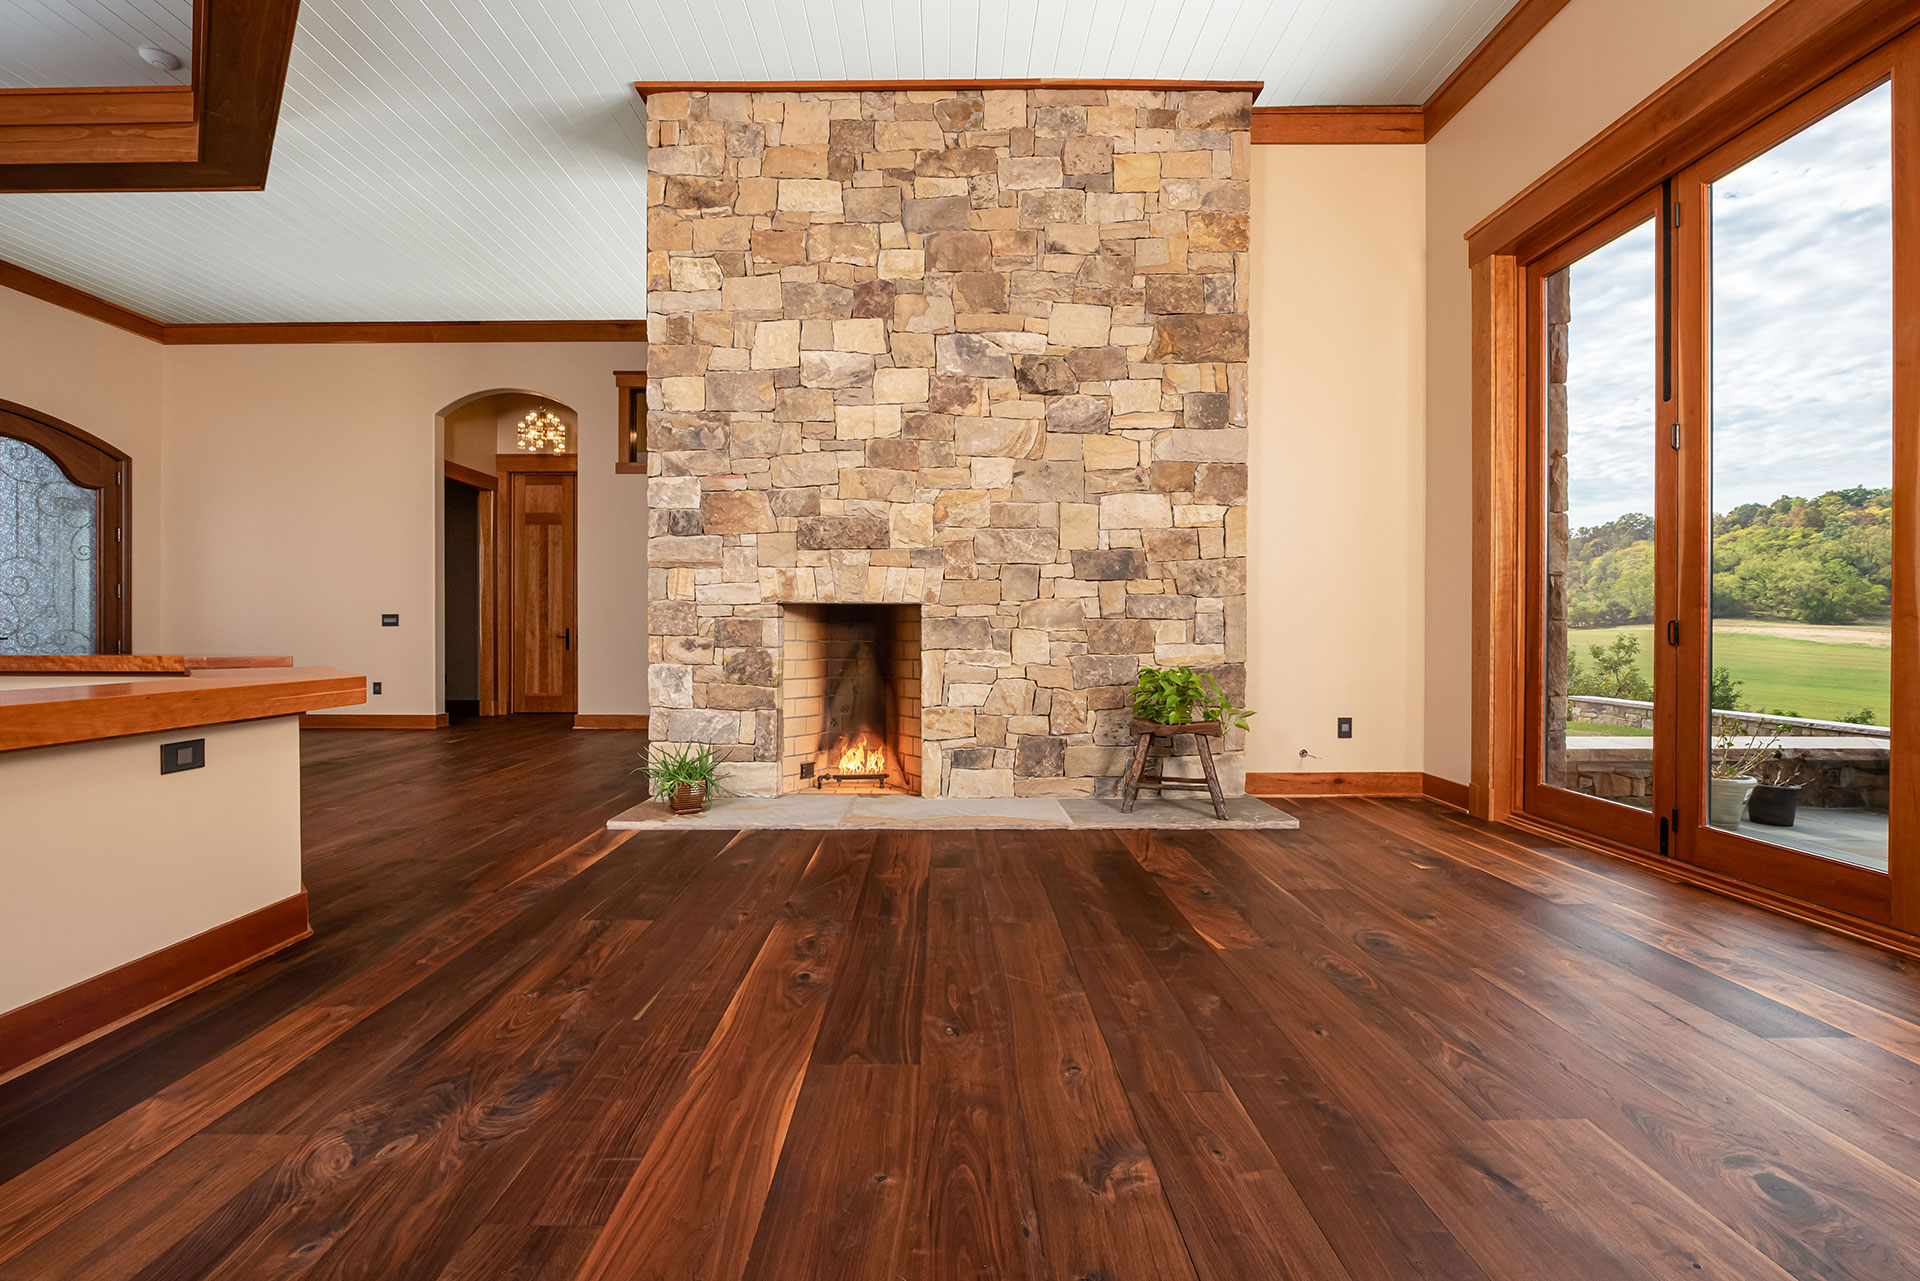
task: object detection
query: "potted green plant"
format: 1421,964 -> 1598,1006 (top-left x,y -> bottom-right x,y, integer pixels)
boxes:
1708,719 -> 1776,827
1747,751 -> 1804,828
634,740 -> 731,816
1131,666 -> 1254,733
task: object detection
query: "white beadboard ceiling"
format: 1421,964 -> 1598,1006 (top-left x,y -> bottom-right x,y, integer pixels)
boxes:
0,0 -> 193,88
0,0 -> 1518,324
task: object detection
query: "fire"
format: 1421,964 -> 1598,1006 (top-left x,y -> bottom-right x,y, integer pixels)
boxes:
836,735 -> 887,775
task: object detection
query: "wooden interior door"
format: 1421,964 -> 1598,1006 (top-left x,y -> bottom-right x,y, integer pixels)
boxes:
507,469 -> 577,713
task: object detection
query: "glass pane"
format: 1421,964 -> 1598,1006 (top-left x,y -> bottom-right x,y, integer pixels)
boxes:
0,437 -> 99,655
1544,219 -> 1659,810
1707,83 -> 1892,872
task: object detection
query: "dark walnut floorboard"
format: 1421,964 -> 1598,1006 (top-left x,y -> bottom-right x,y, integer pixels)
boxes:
5,721 -> 1920,1277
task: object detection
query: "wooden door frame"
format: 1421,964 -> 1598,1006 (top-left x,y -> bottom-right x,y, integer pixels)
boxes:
443,459 -> 500,715
495,453 -> 578,715
1471,6 -> 1920,940
0,398 -> 131,654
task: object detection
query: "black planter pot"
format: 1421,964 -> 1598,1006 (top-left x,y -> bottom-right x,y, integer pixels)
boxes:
1747,784 -> 1800,827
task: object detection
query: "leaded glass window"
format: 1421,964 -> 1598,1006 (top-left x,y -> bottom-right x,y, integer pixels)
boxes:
0,436 -> 98,655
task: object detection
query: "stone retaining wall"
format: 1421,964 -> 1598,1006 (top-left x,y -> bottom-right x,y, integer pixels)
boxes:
1567,696 -> 1887,739
644,86 -> 1252,797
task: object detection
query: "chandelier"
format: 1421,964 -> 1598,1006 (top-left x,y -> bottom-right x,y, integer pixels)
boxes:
516,405 -> 567,453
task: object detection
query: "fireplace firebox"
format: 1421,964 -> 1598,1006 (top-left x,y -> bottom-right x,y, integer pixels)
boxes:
779,604 -> 922,795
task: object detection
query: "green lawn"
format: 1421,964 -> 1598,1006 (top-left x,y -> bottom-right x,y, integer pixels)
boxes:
1564,721 -> 1655,737
1568,624 -> 1891,724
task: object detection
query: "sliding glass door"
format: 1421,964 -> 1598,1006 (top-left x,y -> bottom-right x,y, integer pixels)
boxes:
1526,32 -> 1916,924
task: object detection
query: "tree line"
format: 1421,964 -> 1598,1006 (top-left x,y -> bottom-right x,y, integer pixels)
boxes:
1565,486 -> 1892,627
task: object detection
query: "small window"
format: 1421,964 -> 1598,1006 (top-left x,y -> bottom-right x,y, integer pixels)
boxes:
615,370 -> 647,474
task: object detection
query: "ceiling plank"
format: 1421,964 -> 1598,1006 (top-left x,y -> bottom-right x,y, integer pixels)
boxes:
1251,106 -> 1426,144
0,86 -> 195,128
0,0 -> 298,192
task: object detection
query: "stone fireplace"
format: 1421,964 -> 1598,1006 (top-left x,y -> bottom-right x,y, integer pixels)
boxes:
645,84 -> 1251,798
780,604 -> 922,794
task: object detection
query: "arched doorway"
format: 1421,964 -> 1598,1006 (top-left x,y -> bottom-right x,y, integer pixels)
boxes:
0,399 -> 130,655
436,390 -> 579,716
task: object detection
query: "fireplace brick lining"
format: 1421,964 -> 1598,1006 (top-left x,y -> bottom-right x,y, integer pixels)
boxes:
646,86 -> 1250,798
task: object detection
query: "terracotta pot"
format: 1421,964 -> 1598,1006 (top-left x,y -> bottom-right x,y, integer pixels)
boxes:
669,781 -> 709,816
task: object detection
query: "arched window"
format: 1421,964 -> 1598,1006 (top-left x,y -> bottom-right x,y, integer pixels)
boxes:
0,400 -> 130,654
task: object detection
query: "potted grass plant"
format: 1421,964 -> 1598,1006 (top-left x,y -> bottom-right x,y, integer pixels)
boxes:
634,741 -> 731,816
1708,719 -> 1777,827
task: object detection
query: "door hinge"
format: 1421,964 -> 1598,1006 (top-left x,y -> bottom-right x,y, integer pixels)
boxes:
115,583 -> 122,599
1672,202 -> 1682,227
115,469 -> 123,485
115,527 -> 122,543
1671,422 -> 1681,450
1667,619 -> 1680,646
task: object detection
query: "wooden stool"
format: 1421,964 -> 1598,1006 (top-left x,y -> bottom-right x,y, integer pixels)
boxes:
1119,718 -> 1228,820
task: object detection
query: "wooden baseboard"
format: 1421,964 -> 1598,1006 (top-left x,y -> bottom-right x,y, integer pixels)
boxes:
0,891 -> 310,1084
1248,771 -> 1424,796
1422,773 -> 1471,810
299,713 -> 448,730
573,714 -> 650,730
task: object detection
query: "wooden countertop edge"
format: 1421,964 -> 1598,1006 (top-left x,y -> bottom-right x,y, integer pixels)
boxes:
0,655 -> 295,674
0,667 -> 366,752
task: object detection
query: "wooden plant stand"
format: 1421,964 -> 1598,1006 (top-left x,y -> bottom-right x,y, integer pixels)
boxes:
1119,718 -> 1228,820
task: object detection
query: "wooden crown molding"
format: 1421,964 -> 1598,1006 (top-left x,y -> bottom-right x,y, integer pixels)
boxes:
0,257 -> 644,344
0,0 -> 300,192
162,320 -> 647,345
1250,0 -> 1571,144
633,78 -> 1264,98
1467,0 -> 1920,262
1251,106 -> 1425,144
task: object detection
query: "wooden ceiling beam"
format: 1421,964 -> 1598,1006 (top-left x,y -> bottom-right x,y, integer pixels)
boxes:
0,0 -> 299,192
0,85 -> 195,128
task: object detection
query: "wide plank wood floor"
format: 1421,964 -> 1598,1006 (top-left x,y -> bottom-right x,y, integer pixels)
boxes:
6,715 -> 1920,1278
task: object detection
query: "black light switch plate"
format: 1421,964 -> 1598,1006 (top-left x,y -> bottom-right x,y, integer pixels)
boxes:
1337,717 -> 1353,739
381,613 -> 399,627
161,738 -> 205,774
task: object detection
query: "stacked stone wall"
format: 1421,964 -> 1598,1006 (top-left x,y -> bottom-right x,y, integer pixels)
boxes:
645,86 -> 1252,797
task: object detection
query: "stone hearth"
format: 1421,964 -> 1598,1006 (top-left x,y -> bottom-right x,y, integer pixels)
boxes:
645,85 -> 1250,797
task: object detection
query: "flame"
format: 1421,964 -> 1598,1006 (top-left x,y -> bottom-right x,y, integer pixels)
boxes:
836,735 -> 887,775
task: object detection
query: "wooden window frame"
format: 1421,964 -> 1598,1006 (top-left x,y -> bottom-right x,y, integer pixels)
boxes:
0,398 -> 131,654
614,370 -> 647,475
1470,0 -> 1920,937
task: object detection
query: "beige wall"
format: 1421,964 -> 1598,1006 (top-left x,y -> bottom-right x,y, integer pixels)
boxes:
1248,145 -> 1427,776
0,288 -> 165,648
1421,0 -> 1774,783
0,716 -> 302,1015
158,341 -> 648,717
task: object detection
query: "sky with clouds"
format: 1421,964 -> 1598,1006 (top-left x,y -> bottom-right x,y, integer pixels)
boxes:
1562,81 -> 1893,532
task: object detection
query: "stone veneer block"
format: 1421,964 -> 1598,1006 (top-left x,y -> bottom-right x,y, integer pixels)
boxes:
647,86 -> 1251,798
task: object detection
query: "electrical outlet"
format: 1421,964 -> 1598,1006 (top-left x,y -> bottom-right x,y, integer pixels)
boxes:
372,681 -> 382,695
1337,717 -> 1353,739
381,613 -> 399,627
160,738 -> 204,774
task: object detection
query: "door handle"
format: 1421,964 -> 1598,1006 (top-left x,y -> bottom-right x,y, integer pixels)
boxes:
562,627 -> 572,651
